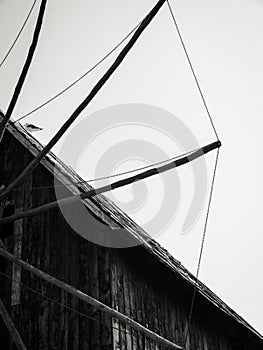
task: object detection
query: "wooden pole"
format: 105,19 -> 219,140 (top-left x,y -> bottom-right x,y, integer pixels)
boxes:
0,298 -> 27,350
0,248 -> 183,350
0,239 -> 5,249
0,240 -> 27,350
0,140 -> 221,226
0,0 -> 167,202
0,0 -> 48,143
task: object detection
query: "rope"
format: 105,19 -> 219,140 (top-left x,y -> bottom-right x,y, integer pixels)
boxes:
0,0 -> 37,69
0,0 -> 47,145
167,0 -> 220,141
0,141 -> 221,226
0,0 -> 176,203
14,20 -> 142,123
10,148 -> 197,192
183,148 -> 220,348
166,3 -> 222,346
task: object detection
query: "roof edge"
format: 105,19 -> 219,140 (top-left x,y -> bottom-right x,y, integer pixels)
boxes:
1,114 -> 262,342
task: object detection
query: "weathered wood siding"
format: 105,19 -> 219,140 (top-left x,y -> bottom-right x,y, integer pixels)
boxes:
110,248 -> 234,350
0,129 -> 262,350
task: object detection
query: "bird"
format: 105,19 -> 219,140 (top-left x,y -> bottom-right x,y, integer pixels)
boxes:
24,123 -> 43,132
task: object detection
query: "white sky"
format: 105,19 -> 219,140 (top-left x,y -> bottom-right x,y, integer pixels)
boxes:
0,0 -> 263,335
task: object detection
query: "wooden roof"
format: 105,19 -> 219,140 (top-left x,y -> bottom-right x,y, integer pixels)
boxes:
3,116 -> 263,343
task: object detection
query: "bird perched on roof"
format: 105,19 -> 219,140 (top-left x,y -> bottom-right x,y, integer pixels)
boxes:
24,123 -> 43,132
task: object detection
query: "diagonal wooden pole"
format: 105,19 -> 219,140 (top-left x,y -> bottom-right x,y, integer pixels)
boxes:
0,0 -> 48,143
0,240 -> 27,350
0,0 -> 167,202
0,140 -> 221,226
0,247 -> 183,349
0,239 -> 5,249
0,298 -> 27,350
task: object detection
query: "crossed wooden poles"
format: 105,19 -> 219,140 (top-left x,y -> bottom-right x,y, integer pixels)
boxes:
0,139 -> 220,350
0,0 -> 221,348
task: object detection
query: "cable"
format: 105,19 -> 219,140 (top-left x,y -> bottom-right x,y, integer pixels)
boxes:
10,148 -> 197,192
166,3 -> 222,346
14,20 -> 142,123
167,0 -> 220,141
0,0 -> 170,203
0,140 -> 221,226
0,0 -> 47,145
183,148 -> 220,349
0,0 -> 37,69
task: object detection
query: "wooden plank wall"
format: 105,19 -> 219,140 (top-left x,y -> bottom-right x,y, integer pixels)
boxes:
1,131 -> 263,350
18,169 -> 114,350
110,248 -> 235,350
0,132 -> 113,349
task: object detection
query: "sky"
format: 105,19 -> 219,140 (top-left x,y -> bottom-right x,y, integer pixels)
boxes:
0,0 -> 263,335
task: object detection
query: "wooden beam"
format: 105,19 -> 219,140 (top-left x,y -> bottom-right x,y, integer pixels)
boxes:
0,0 -> 48,143
0,248 -> 183,350
11,215 -> 23,306
0,240 -> 27,350
0,0 -> 167,202
0,298 -> 27,350
0,239 -> 5,249
0,140 -> 221,226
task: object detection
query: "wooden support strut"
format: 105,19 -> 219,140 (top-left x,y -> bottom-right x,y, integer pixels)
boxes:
0,140 -> 221,226
0,298 -> 27,350
0,0 -> 167,202
0,0 -> 48,143
0,247 -> 183,350
0,240 -> 27,350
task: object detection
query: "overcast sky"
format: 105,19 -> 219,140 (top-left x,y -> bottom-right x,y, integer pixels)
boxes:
0,0 -> 263,335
